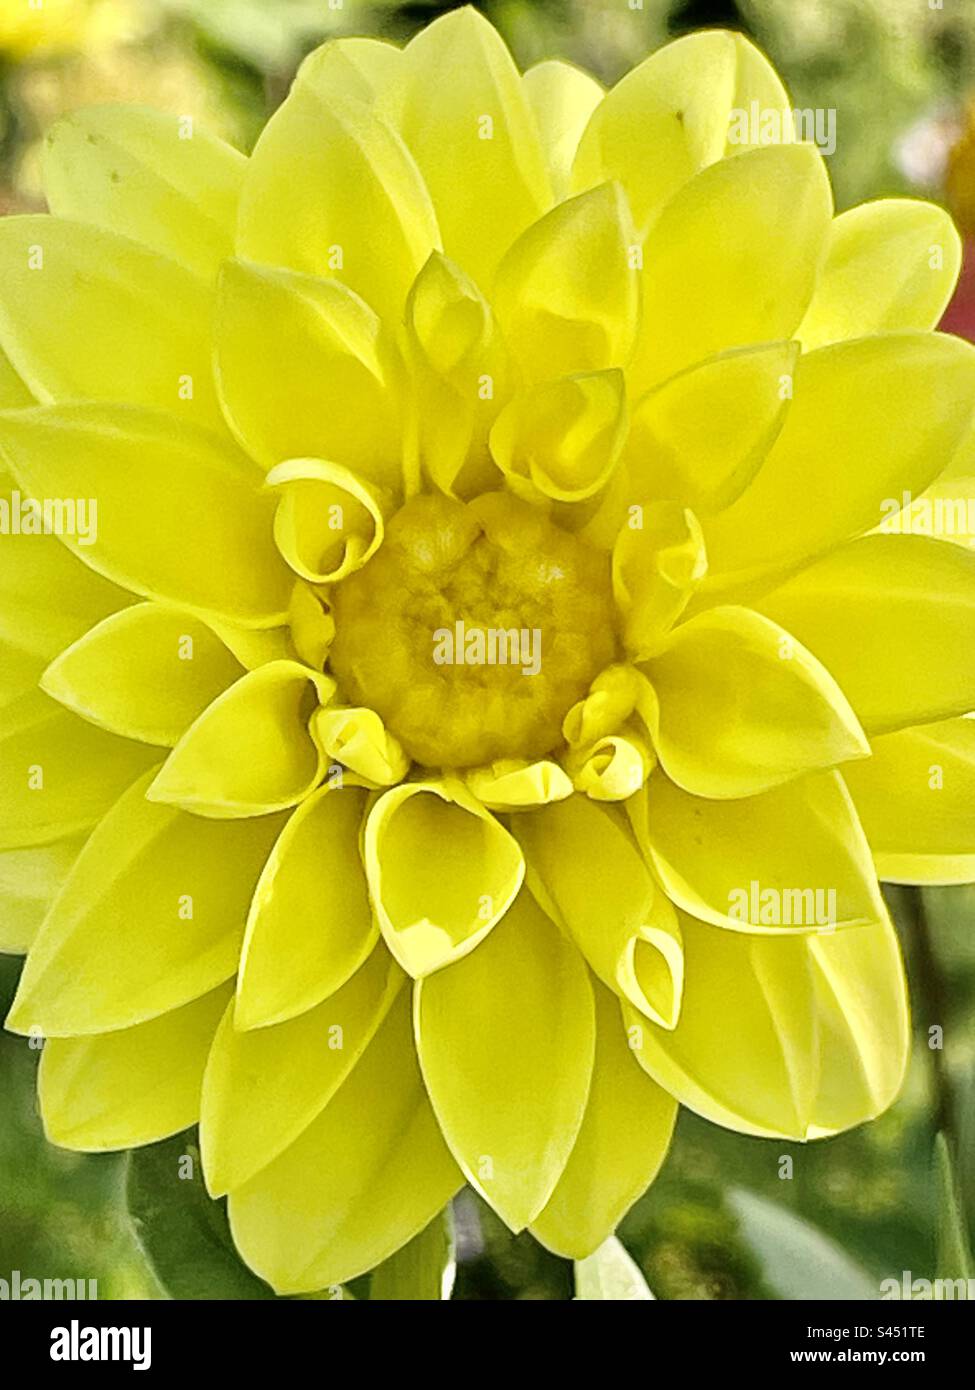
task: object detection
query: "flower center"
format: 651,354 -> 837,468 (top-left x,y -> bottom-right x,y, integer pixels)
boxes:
328,492 -> 618,768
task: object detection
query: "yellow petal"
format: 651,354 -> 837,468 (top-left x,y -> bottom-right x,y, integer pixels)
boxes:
148,661 -> 334,818
237,79 -> 439,322
237,785 -> 376,1029
566,729 -> 655,802
515,796 -> 684,1030
466,758 -> 573,811
0,474 -> 131,706
798,199 -> 962,350
524,60 -> 603,201
573,30 -> 797,234
41,604 -> 244,746
563,664 -> 648,747
415,889 -> 595,1231
229,989 -> 462,1294
631,144 -> 832,390
842,720 -> 975,885
39,985 -> 231,1152
394,6 -> 551,288
0,344 -> 32,408
704,333 -> 975,585
404,251 -> 511,498
294,36 -> 403,108
364,779 -> 525,978
266,456 -> 388,584
613,501 -> 708,657
0,404 -> 293,628
639,768 -> 885,932
641,606 -> 869,798
489,370 -> 628,503
7,769 -> 284,1036
286,583 -> 334,670
0,836 -> 86,955
493,183 -> 639,383
42,105 -> 245,279
625,340 -> 798,514
202,947 -> 402,1195
215,260 -> 402,487
0,216 -> 222,427
625,909 -> 908,1139
531,979 -> 676,1259
0,690 -> 156,849
311,706 -> 409,788
754,535 -> 975,735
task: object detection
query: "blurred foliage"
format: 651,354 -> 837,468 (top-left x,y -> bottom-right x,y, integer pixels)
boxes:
1,0 -> 975,1300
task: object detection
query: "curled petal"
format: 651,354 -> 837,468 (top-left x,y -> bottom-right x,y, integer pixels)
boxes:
613,501 -> 708,657
311,706 -> 410,788
565,728 -> 655,802
363,778 -> 524,978
625,340 -> 798,515
625,909 -> 908,1140
287,583 -> 334,670
637,768 -> 885,932
404,252 -> 511,498
563,664 -> 648,748
267,457 -> 388,585
515,796 -> 684,1030
493,182 -> 639,383
489,370 -> 628,503
466,758 -> 573,811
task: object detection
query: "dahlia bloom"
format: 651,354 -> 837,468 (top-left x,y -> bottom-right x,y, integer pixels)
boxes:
1,8 -> 974,1294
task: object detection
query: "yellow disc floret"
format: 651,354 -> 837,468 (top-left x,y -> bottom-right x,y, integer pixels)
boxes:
329,492 -> 617,767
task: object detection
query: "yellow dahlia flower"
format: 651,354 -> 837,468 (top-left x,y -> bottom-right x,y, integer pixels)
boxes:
2,9 -> 975,1294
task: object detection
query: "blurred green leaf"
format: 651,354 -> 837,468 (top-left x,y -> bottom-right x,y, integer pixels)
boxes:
729,1189 -> 878,1300
370,1208 -> 456,1301
574,1236 -> 654,1301
934,1133 -> 973,1285
127,1131 -> 277,1300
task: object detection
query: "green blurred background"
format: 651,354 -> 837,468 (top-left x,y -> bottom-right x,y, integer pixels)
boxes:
2,0 -> 975,1300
